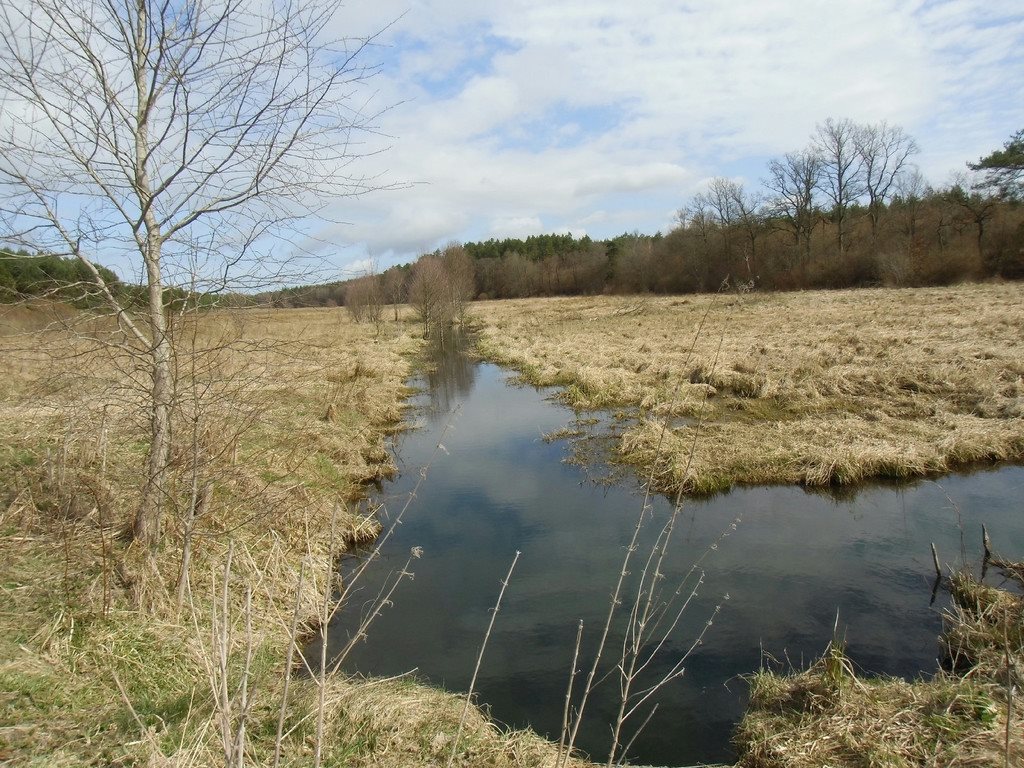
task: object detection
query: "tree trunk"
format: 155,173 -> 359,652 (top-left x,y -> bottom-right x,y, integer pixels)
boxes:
134,236 -> 172,550
130,12 -> 171,551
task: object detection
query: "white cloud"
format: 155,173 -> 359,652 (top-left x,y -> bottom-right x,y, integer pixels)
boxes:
317,0 -> 1024,268
488,215 -> 544,240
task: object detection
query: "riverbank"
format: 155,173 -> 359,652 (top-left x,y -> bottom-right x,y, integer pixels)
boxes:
0,304 -> 582,767
474,284 -> 1024,495
735,554 -> 1023,766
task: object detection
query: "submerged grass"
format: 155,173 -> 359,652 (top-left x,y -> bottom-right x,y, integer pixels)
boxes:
474,284 -> 1024,495
0,304 -> 586,767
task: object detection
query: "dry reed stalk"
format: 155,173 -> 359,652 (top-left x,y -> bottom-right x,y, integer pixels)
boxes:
217,543 -> 235,765
273,559 -> 305,768
313,505 -> 338,768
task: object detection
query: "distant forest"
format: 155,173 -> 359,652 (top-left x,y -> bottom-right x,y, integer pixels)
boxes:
266,122 -> 1024,310
0,251 -> 123,306
0,251 -> 219,309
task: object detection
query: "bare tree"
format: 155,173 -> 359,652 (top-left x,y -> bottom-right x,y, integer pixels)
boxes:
381,266 -> 407,321
764,149 -> 821,266
855,122 -> 919,240
0,0 -> 384,551
702,179 -> 739,233
407,255 -> 447,333
407,244 -> 476,335
813,118 -> 864,257
677,198 -> 716,290
440,242 -> 476,322
893,168 -> 930,243
726,181 -> 764,278
345,274 -> 383,324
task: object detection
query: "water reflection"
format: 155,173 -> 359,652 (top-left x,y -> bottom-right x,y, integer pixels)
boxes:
327,343 -> 1024,767
418,330 -> 476,421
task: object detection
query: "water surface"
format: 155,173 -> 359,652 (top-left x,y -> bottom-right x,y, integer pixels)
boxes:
326,339 -> 1024,766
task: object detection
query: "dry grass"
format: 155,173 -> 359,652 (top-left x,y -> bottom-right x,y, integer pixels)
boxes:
0,303 -> 583,767
473,284 -> 1024,494
734,560 -> 1024,768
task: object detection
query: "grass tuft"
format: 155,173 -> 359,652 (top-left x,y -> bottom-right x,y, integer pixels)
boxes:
736,558 -> 1024,768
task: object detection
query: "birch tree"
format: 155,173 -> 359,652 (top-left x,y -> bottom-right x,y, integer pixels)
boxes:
0,0 -> 384,552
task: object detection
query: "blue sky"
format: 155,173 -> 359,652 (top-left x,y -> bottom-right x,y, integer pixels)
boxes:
321,0 -> 1024,274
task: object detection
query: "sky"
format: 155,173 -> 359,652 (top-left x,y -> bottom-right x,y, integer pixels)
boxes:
313,0 -> 1023,275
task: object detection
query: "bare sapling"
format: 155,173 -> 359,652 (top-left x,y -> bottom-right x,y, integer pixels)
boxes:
195,541 -> 258,767
559,285 -> 741,767
0,0 -> 391,571
172,304 -> 274,612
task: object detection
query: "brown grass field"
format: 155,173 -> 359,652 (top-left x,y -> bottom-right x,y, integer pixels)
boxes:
0,303 -> 584,768
473,283 -> 1024,495
1,284 -> 1022,768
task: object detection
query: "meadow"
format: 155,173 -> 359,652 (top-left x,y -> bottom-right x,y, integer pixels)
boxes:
0,303 -> 582,767
474,283 -> 1024,495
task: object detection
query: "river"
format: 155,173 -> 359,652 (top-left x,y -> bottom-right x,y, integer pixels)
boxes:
324,336 -> 1024,766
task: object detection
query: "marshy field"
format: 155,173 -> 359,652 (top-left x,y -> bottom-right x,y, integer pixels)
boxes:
1,282 -> 1022,767
475,283 -> 1024,494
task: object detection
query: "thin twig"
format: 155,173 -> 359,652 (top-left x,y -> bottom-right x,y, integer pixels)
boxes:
557,619 -> 584,764
447,550 -> 520,768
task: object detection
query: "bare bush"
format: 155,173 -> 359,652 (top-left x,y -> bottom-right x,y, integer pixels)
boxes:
345,275 -> 384,324
408,244 -> 476,335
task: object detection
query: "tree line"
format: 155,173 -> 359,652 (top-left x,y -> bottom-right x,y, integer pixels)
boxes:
0,250 -> 235,310
24,122 -> 1016,322
27,119 -> 1007,320
267,123 -> 1022,313
0,250 -> 122,306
